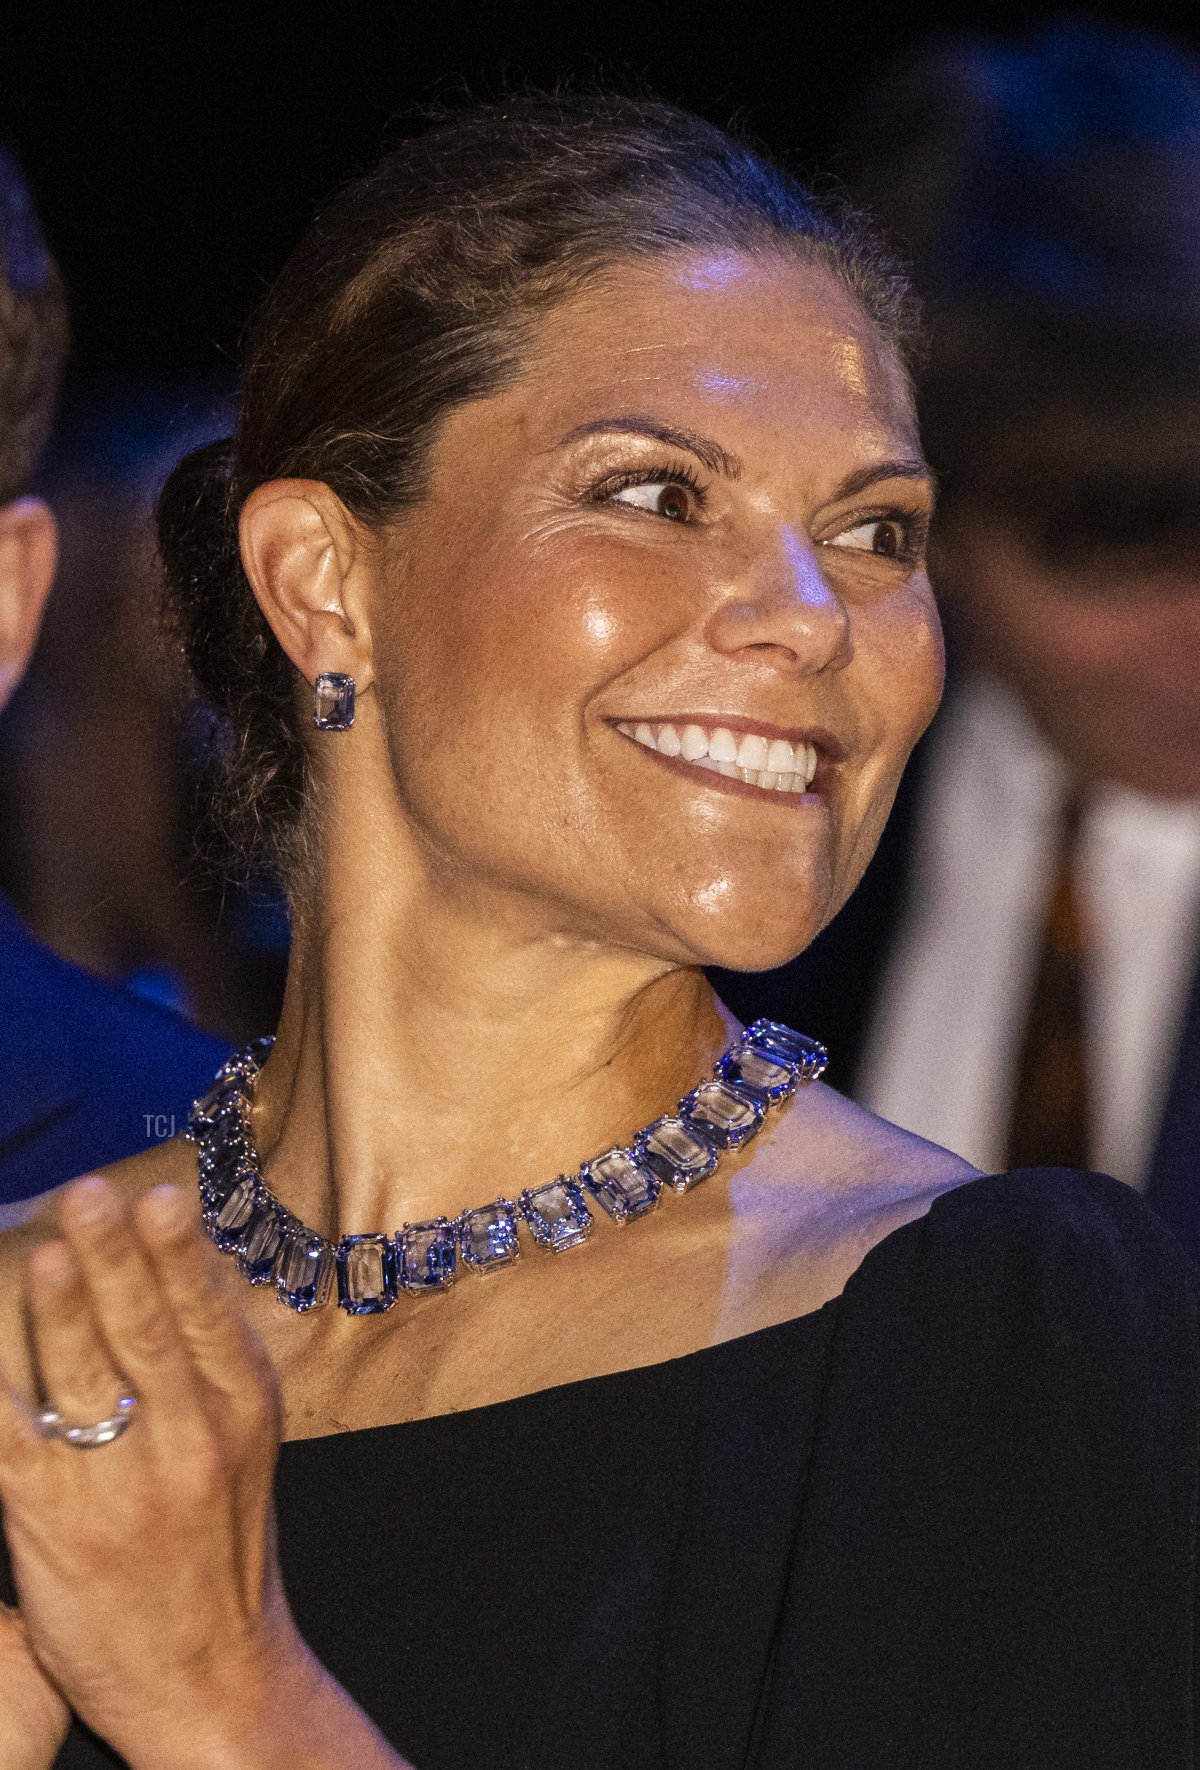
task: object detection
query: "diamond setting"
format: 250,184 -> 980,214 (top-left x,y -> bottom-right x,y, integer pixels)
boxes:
238,1201 -> 288,1284
519,1178 -> 593,1252
581,1148 -> 662,1225
635,1115 -> 719,1192
716,1040 -> 800,1104
196,1112 -> 246,1209
210,1171 -> 258,1251
189,1074 -> 242,1131
457,1201 -> 521,1275
336,1234 -> 398,1315
745,1018 -> 828,1080
274,1234 -> 335,1312
398,1219 -> 457,1291
189,1017 -> 824,1313
313,671 -> 356,731
680,1078 -> 765,1148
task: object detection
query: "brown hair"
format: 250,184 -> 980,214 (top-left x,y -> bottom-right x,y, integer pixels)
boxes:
0,145 -> 68,505
157,89 -> 918,882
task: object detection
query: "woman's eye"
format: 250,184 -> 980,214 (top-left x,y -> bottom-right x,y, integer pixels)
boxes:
827,517 -> 912,560
609,480 -> 696,523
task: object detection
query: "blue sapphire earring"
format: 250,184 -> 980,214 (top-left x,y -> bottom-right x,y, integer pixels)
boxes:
313,672 -> 355,731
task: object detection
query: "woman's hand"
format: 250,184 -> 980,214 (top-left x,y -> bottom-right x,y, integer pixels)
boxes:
0,1600 -> 69,1768
0,1174 -> 294,1766
0,1174 -> 412,1770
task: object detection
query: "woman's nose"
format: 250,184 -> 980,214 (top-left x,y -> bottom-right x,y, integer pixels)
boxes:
705,527 -> 851,673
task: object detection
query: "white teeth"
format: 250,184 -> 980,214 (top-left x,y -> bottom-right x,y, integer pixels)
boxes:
618,719 -> 823,794
735,732 -> 769,771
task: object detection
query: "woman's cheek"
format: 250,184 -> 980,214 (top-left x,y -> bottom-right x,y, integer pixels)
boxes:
879,577 -> 945,749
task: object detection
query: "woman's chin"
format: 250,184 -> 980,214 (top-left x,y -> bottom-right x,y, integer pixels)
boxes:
677,909 -> 828,976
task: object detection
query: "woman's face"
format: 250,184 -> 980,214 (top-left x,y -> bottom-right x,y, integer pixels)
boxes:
366,250 -> 942,970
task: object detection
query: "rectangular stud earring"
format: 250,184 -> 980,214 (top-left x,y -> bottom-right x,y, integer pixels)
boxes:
313,672 -> 356,731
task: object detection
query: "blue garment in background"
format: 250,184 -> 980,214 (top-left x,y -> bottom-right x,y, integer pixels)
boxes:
0,893 -> 231,1203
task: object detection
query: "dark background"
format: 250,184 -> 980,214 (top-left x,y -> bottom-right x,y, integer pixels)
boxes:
8,1 -> 1200,397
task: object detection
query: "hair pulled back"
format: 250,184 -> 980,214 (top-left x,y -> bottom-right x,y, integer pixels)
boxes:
158,89 -> 917,883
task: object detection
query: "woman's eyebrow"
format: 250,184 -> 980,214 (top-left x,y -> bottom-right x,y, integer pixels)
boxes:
834,458 -> 934,500
556,415 -> 744,480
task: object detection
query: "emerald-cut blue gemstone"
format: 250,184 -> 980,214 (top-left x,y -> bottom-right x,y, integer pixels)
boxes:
636,1115 -> 718,1191
581,1148 -> 661,1224
237,1201 -> 286,1283
189,1075 -> 242,1133
745,1019 -> 828,1080
210,1172 -> 257,1250
519,1179 -> 593,1252
336,1234 -> 397,1314
274,1234 -> 335,1311
680,1078 -> 764,1148
716,1044 -> 798,1104
398,1220 -> 457,1291
198,1113 -> 245,1203
457,1201 -> 521,1275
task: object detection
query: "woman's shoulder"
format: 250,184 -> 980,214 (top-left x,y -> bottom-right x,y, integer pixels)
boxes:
720,1084 -> 980,1331
906,1162 -> 1198,1298
838,1162 -> 1200,1399
741,1085 -> 1196,1345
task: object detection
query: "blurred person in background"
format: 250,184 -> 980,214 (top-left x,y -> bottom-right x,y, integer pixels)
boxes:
724,20 -> 1200,1256
0,145 -> 229,1206
0,387 -> 290,1039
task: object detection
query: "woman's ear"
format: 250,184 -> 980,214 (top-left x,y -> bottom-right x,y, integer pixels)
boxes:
0,498 -> 57,714
238,480 -> 376,697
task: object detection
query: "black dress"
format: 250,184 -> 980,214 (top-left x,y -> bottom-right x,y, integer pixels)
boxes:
4,1170 -> 1198,1769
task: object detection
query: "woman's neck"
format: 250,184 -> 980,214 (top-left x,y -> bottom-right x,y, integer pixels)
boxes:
248,869 -> 732,1238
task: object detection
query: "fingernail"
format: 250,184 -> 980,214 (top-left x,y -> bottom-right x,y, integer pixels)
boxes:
63,1174 -> 118,1229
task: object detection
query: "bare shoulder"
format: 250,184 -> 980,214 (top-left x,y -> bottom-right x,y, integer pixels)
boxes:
769,1078 -> 979,1198
715,1079 -> 979,1329
0,1139 -> 194,1385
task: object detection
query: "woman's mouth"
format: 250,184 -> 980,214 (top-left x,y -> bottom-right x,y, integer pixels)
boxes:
614,720 -> 822,795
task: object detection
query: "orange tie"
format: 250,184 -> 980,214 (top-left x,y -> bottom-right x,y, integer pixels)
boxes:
1005,796 -> 1091,1170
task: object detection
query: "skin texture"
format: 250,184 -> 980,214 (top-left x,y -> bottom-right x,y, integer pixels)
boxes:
0,249 -> 972,1765
937,516 -> 1200,797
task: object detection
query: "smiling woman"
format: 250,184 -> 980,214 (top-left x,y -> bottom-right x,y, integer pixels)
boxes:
0,90 -> 1196,1770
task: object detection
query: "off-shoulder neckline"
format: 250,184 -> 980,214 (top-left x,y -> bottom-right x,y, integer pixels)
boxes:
277,1166 -> 1127,1452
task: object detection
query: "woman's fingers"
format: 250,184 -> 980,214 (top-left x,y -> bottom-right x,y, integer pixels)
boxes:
135,1185 -> 278,1419
25,1239 -> 125,1433
52,1178 -> 203,1430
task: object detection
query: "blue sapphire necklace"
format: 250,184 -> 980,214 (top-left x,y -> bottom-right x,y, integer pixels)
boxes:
186,1018 -> 827,1316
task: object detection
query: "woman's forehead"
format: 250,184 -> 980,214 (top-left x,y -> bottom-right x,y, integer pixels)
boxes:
493,251 -> 918,465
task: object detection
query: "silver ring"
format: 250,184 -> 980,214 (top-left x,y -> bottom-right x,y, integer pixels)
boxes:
35,1390 -> 138,1449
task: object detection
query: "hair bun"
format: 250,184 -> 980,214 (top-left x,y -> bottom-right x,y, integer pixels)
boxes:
157,436 -> 251,718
